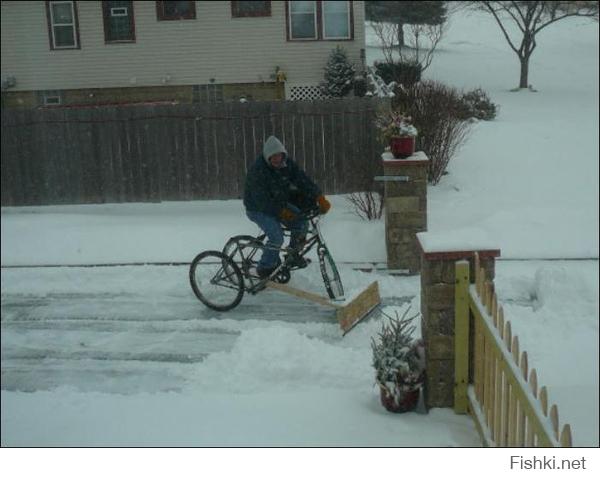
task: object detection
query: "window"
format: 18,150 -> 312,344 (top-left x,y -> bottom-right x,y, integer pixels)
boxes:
156,1 -> 196,20
287,1 -> 353,41
103,1 -> 135,42
193,84 -> 224,103
40,90 -> 63,106
323,0 -> 350,39
289,1 -> 317,39
231,1 -> 271,17
46,1 -> 80,49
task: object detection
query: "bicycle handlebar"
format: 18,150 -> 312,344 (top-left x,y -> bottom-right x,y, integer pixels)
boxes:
299,207 -> 321,220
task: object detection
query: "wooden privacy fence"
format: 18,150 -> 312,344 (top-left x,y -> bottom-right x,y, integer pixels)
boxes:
1,98 -> 389,206
454,255 -> 573,447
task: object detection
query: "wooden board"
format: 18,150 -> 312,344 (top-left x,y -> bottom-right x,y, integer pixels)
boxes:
337,281 -> 381,334
267,280 -> 381,335
266,281 -> 340,309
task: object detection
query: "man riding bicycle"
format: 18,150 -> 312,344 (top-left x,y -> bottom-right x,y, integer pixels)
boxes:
243,135 -> 331,279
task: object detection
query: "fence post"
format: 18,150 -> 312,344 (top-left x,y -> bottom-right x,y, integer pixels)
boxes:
381,151 -> 429,274
454,260 -> 470,414
417,232 -> 500,409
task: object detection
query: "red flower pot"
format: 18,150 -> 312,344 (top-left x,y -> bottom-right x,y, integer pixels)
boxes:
379,386 -> 420,413
390,136 -> 415,159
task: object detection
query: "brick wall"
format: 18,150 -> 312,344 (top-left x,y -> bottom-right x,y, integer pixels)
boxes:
417,242 -> 500,408
382,151 -> 429,274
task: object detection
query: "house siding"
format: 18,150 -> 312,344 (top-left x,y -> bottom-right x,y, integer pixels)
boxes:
1,1 -> 365,94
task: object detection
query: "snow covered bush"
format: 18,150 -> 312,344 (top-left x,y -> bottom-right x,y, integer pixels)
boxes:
371,308 -> 425,405
365,67 -> 396,98
457,88 -> 498,121
320,46 -> 356,98
392,80 -> 472,184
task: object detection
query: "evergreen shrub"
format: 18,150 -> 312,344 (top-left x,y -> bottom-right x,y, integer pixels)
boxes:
320,46 -> 356,98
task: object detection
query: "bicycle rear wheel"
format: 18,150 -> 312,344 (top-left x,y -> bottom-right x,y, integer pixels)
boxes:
318,246 -> 344,300
189,250 -> 244,311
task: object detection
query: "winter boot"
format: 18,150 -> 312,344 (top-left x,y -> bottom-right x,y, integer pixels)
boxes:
285,252 -> 309,269
256,259 -> 281,279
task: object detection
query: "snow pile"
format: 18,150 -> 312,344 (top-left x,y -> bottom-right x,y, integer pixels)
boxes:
532,265 -> 598,315
193,326 -> 372,393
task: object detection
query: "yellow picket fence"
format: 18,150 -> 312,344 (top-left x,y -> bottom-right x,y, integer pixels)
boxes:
454,255 -> 573,447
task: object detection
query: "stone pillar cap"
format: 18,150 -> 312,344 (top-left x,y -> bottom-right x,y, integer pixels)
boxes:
417,231 -> 501,260
382,151 -> 429,163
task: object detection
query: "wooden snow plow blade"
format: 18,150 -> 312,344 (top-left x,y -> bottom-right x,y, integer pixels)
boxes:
266,281 -> 381,334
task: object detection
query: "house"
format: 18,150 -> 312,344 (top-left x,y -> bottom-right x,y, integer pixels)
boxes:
1,1 -> 366,108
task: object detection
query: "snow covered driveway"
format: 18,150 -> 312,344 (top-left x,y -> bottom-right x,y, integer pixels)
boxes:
2,264 -> 485,446
1,265 -> 368,394
1,263 -> 425,394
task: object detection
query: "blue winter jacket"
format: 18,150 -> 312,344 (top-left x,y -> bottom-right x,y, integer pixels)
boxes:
243,136 -> 321,217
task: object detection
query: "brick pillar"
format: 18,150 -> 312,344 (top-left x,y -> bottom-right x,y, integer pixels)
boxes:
382,151 -> 429,274
416,232 -> 500,408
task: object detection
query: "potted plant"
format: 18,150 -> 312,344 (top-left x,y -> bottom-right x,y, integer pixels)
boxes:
375,111 -> 418,159
371,307 -> 425,413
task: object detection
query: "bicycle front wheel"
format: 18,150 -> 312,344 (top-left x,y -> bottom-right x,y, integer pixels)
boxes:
189,250 -> 244,311
318,246 -> 344,300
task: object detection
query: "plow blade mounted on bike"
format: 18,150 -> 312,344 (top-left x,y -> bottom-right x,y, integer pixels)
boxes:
265,280 -> 380,334
189,208 -> 381,334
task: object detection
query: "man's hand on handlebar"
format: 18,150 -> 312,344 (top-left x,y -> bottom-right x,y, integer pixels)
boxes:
317,195 -> 331,215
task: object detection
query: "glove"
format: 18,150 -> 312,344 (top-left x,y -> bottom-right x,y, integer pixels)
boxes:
317,195 -> 331,215
279,208 -> 297,222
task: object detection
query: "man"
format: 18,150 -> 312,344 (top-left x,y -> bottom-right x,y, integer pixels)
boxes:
243,135 -> 331,278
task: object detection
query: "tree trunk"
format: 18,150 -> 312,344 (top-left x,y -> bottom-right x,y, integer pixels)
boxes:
519,56 -> 529,89
519,33 -> 534,89
397,23 -> 405,47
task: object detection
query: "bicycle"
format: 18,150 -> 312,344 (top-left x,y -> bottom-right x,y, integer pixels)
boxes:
189,207 -> 344,312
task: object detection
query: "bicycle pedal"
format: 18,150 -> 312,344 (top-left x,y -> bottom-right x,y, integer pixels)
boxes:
274,268 -> 291,284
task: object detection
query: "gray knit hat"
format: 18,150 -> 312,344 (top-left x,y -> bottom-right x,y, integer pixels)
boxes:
263,135 -> 287,165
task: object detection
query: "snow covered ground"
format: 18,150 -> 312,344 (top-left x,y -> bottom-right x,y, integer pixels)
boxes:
1,199 -> 479,447
1,9 -> 598,451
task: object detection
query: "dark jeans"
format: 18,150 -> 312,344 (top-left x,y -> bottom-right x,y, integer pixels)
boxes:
246,205 -> 308,270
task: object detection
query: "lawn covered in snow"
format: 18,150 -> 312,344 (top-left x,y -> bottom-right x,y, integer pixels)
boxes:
1,9 -> 598,450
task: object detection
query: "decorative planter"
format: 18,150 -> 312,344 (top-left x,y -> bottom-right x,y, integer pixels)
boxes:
379,386 -> 420,413
390,136 -> 415,159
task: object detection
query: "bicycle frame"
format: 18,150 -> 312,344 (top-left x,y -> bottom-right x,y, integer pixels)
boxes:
225,211 -> 340,296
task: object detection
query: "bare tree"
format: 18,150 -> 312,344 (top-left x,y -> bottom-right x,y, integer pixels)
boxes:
371,21 -> 445,73
474,1 -> 598,89
366,1 -> 447,47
